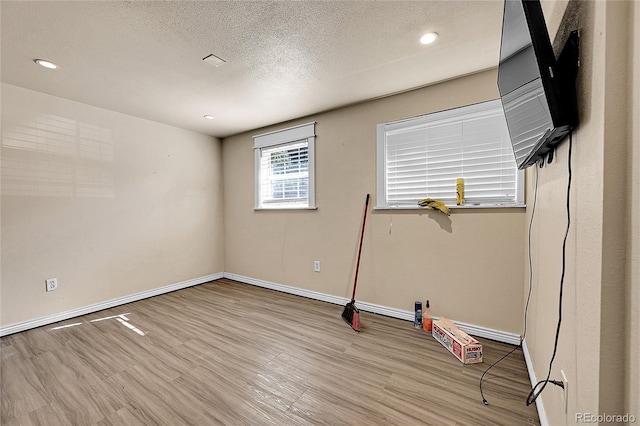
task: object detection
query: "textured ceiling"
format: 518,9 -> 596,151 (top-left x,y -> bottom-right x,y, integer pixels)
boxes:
1,1 -> 505,138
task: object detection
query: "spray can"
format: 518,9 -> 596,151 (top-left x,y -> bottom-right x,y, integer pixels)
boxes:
414,301 -> 422,329
422,300 -> 433,332
456,178 -> 465,206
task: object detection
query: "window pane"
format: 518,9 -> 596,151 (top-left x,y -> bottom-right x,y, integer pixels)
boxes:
260,141 -> 309,206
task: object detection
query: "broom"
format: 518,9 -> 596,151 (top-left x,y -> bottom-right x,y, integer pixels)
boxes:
342,193 -> 370,332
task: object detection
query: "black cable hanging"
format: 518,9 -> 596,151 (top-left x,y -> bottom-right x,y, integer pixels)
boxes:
479,164 -> 539,406
526,132 -> 573,406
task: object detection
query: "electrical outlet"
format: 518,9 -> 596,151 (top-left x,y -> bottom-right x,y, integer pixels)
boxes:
314,261 -> 321,272
45,278 -> 58,292
561,369 -> 568,413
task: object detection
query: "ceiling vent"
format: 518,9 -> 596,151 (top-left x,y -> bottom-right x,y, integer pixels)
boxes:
203,54 -> 226,67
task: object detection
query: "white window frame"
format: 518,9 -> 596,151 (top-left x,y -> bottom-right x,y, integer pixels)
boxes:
254,122 -> 316,210
376,100 -> 524,209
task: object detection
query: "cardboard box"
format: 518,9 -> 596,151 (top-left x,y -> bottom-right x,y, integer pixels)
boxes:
432,317 -> 483,364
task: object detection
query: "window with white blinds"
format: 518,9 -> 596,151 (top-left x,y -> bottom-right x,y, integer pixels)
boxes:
376,100 -> 523,208
254,122 -> 316,209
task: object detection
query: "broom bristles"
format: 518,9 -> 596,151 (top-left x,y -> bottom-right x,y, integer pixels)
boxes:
342,300 -> 360,332
351,310 -> 360,332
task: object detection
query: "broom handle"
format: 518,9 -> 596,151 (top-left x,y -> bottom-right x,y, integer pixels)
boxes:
352,193 -> 370,300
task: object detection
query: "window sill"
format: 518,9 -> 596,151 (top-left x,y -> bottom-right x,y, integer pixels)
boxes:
254,207 -> 318,211
374,203 -> 525,211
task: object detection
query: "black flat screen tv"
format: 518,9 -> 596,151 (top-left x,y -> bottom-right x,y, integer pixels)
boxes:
498,0 -> 579,169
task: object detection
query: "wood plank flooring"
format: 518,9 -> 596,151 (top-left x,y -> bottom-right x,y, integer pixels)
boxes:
1,278 -> 539,425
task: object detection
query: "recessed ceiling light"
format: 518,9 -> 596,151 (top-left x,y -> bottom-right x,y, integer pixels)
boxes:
419,32 -> 439,45
34,59 -> 59,69
203,115 -> 215,120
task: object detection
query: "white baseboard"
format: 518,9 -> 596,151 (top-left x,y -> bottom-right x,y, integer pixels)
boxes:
1,270 -> 522,349
223,272 -> 348,306
0,273 -> 224,337
522,338 -> 548,426
223,272 -> 521,346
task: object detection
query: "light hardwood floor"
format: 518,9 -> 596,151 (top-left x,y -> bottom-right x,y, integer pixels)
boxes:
1,278 -> 539,425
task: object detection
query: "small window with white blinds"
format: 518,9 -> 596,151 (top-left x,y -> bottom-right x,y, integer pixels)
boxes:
254,122 -> 316,209
376,100 -> 524,208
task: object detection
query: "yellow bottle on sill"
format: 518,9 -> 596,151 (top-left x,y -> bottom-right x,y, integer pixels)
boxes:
456,178 -> 464,206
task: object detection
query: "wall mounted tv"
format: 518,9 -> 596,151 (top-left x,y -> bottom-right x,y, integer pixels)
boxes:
498,0 -> 579,170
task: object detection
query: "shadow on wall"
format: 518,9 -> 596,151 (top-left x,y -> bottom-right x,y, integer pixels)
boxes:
418,210 -> 453,233
1,113 -> 115,198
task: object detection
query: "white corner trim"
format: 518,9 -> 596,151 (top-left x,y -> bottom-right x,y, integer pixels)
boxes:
0,273 -> 224,337
522,338 -> 548,426
223,272 -> 521,345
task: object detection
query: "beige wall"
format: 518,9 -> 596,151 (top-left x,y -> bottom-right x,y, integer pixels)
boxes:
527,1 -> 638,423
0,84 -> 224,327
223,69 -> 527,334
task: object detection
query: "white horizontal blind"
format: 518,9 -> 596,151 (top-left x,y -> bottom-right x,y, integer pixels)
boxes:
259,141 -> 309,207
379,100 -> 521,208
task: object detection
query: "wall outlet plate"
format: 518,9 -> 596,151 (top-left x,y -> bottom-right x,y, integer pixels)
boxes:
314,261 -> 321,272
46,278 -> 58,292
